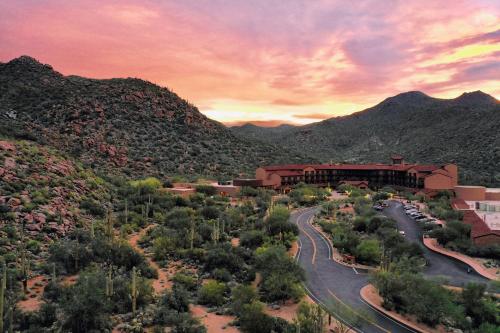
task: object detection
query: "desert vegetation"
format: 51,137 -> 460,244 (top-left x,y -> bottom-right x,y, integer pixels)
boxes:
316,186 -> 423,267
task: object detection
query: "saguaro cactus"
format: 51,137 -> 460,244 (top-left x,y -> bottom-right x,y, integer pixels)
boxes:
124,199 -> 128,225
130,266 -> 139,316
105,266 -> 113,300
189,219 -> 195,250
20,242 -> 30,294
145,195 -> 152,220
211,219 -> 220,244
51,263 -> 57,283
0,259 -> 6,333
8,305 -> 13,333
107,208 -> 114,243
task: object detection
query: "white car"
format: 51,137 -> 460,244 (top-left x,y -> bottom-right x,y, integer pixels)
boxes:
399,230 -> 406,236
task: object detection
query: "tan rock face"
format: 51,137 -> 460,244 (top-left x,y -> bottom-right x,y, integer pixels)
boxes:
4,157 -> 16,169
0,141 -> 16,152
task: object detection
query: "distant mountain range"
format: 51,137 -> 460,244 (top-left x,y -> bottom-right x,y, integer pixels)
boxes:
232,91 -> 500,186
0,56 -> 311,178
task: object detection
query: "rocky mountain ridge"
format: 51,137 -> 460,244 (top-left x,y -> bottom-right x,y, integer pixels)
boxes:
0,56 -> 311,179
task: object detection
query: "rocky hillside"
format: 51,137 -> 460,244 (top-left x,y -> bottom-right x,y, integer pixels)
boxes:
0,139 -> 110,260
0,56 -> 311,178
232,91 -> 500,186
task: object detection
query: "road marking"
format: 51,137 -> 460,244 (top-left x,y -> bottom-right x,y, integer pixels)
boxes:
359,297 -> 419,333
302,284 -> 363,333
296,207 -> 417,333
326,289 -> 392,333
295,209 -> 318,265
301,224 -> 317,265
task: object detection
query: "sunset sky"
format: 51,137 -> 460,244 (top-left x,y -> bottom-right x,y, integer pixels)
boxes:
1,1 -> 499,126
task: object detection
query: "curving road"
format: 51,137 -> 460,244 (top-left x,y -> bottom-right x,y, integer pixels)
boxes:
291,203 -> 490,333
292,208 -> 418,333
383,200 -> 487,285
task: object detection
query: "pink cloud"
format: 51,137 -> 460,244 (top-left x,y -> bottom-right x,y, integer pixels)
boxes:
0,0 -> 498,124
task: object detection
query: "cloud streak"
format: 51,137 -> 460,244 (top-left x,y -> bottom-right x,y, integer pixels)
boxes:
0,0 -> 498,125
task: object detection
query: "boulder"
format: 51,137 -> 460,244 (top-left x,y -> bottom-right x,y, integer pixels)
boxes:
0,141 -> 16,152
7,197 -> 21,207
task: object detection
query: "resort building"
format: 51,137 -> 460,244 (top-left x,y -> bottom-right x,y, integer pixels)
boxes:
235,156 -> 458,192
453,186 -> 500,246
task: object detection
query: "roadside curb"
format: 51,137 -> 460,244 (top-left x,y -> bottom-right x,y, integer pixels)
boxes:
360,285 -> 429,333
422,237 -> 499,281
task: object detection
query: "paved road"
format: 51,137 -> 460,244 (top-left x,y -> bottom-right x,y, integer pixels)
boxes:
292,203 -> 491,333
383,200 -> 488,285
292,208 -> 418,333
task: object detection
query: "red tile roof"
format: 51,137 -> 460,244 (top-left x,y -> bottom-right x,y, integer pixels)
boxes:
451,198 -> 470,210
261,163 -> 444,174
425,169 -> 452,178
411,165 -> 440,172
270,170 -> 304,177
462,210 -> 500,239
262,164 -> 313,171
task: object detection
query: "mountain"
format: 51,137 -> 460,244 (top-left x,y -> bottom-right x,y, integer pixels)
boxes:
0,56 -> 312,178
231,91 -> 500,186
231,123 -> 296,142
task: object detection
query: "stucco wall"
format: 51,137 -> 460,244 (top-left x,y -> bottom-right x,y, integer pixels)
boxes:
454,186 -> 486,201
424,173 -> 453,190
443,164 -> 458,187
473,234 -> 500,246
255,167 -> 268,181
262,173 -> 282,187
485,191 -> 500,201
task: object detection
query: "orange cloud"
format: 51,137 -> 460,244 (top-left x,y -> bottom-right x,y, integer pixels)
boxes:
293,113 -> 332,120
226,120 -> 296,127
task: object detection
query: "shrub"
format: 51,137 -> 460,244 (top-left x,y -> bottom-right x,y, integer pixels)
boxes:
240,230 -> 266,249
230,285 -> 258,316
212,268 -> 232,282
355,239 -> 381,265
198,280 -> 227,306
79,198 -> 105,217
195,185 -> 217,196
172,272 -> 198,291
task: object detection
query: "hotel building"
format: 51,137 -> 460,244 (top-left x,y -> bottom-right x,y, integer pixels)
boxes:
234,156 -> 458,192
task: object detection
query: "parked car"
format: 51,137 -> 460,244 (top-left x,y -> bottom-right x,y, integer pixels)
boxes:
415,215 -> 428,221
399,230 -> 406,236
373,205 -> 383,211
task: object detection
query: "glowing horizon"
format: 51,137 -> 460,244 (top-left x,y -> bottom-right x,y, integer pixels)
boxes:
1,0 -> 499,126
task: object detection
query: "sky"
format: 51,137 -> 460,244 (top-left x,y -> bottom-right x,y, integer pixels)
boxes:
0,1 -> 499,126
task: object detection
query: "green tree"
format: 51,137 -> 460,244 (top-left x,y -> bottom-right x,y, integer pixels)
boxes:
356,239 -> 381,264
